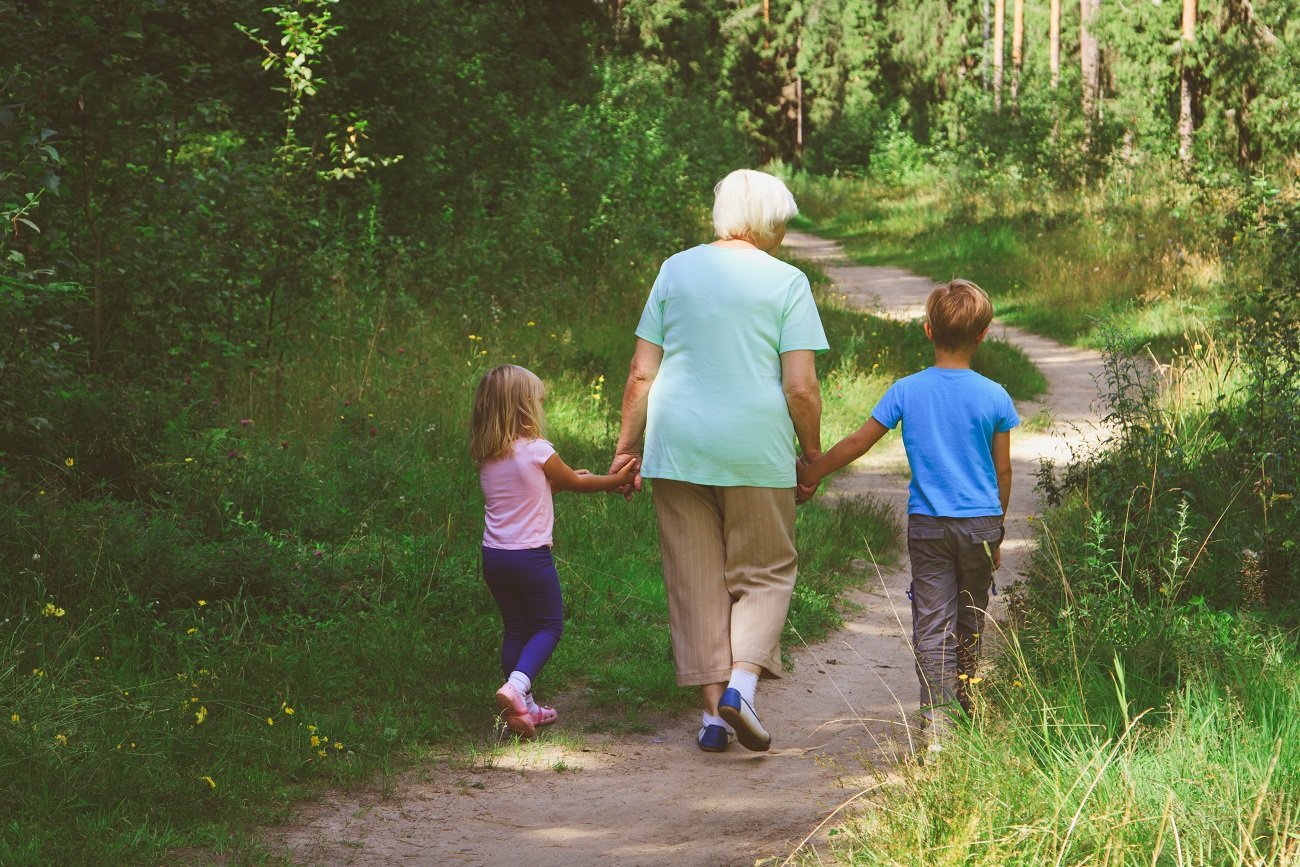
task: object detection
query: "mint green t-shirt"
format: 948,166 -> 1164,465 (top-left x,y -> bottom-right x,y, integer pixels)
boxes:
635,244 -> 829,488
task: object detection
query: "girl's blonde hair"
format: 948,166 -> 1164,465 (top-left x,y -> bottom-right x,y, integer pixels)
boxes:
469,365 -> 546,462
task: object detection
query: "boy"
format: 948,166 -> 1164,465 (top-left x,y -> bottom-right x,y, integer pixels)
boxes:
797,279 -> 1017,746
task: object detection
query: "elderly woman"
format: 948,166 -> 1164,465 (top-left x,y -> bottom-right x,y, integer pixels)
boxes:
610,169 -> 827,753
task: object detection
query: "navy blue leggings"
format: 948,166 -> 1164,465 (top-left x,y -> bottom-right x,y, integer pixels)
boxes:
481,545 -> 564,682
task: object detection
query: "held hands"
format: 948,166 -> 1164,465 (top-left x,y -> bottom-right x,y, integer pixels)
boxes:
795,454 -> 821,505
608,452 -> 642,501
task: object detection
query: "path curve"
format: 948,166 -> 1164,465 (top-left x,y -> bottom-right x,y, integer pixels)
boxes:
271,232 -> 1108,866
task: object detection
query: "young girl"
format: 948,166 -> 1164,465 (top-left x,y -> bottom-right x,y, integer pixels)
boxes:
470,364 -> 638,738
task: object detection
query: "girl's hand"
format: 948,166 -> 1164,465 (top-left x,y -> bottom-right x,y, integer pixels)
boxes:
611,457 -> 639,487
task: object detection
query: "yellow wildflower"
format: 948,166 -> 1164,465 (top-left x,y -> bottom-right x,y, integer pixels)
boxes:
195,706 -> 208,725
307,724 -> 317,733
267,717 -> 274,726
9,713 -> 18,724
1013,679 -> 1024,688
201,775 -> 217,789
283,705 -> 294,715
184,457 -> 194,463
55,733 -> 68,745
969,677 -> 984,685
197,599 -> 207,607
317,749 -> 327,758
64,457 -> 74,467
186,627 -> 198,635
334,742 -> 344,750
310,735 -> 320,747
526,321 -> 535,327
957,673 -> 969,681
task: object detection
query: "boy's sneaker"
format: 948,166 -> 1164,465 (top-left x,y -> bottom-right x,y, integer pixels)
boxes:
496,683 -> 536,739
718,688 -> 771,752
697,723 -> 730,753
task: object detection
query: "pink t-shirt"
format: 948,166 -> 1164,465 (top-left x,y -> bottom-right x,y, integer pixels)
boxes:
479,438 -> 557,549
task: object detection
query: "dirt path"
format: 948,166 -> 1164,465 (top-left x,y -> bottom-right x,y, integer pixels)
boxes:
271,232 -> 1108,866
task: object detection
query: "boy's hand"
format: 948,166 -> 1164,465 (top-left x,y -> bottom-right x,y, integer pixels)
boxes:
795,456 -> 820,505
795,481 -> 818,505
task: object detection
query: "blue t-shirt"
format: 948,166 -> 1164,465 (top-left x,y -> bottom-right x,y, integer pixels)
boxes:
871,367 -> 1019,517
635,245 -> 829,487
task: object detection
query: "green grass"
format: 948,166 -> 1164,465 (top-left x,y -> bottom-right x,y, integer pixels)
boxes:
784,172 -> 1300,867
0,240 -> 922,863
789,169 -> 1242,357
821,626 -> 1300,866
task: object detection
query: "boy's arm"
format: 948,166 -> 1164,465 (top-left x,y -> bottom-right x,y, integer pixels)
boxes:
992,430 -> 1012,518
799,417 -> 890,486
545,453 -> 638,493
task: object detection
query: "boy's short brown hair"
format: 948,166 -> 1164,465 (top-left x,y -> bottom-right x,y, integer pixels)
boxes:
925,279 -> 994,351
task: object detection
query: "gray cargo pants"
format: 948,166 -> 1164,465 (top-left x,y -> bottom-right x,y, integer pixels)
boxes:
907,513 -> 1004,717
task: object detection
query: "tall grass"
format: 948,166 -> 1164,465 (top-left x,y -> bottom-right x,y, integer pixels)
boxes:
794,184 -> 1300,864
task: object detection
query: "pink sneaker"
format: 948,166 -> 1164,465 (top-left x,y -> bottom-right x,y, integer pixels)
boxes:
496,684 -> 536,738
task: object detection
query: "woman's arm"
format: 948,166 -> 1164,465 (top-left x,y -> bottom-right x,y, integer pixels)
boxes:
609,338 -> 664,495
545,453 -> 639,493
781,349 -> 823,463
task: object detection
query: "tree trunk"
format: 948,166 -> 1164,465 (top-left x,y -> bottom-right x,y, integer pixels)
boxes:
1011,0 -> 1024,107
982,0 -> 992,89
1178,0 -> 1197,163
993,0 -> 1005,111
1050,0 -> 1061,87
1080,0 -> 1101,138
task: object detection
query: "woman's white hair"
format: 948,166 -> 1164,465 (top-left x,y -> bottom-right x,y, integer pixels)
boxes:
711,169 -> 798,248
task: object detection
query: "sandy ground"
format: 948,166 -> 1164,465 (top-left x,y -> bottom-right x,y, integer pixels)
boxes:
268,232 -> 1109,866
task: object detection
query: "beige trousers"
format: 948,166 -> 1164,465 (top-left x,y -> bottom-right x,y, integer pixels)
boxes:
651,479 -> 798,686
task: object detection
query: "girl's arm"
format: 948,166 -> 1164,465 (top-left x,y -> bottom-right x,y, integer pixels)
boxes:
544,453 -> 639,494
797,417 -> 890,487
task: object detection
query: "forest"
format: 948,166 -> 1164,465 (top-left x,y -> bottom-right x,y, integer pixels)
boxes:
2,0 -> 1297,863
